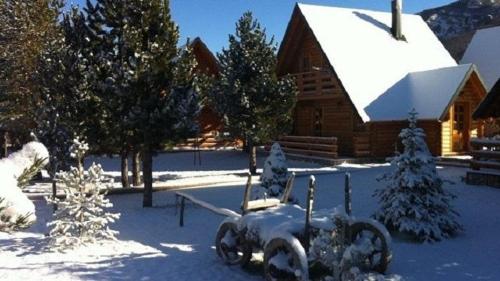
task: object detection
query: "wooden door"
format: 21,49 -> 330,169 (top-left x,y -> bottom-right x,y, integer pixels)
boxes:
452,102 -> 470,152
296,106 -> 314,136
295,105 -> 324,136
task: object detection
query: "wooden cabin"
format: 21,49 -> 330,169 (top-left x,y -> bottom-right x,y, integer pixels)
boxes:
190,38 -> 223,138
277,3 -> 488,158
178,38 -> 230,149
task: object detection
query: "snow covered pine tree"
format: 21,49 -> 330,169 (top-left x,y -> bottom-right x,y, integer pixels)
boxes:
373,109 -> 462,242
254,142 -> 290,199
211,12 -> 297,175
46,138 -> 120,250
0,142 -> 49,232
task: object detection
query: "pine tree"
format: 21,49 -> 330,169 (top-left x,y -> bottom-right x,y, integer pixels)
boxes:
254,142 -> 289,199
84,0 -> 137,188
211,12 -> 297,175
46,138 -> 120,251
373,110 -> 462,242
35,5 -> 99,203
0,0 -> 64,138
122,0 -> 200,207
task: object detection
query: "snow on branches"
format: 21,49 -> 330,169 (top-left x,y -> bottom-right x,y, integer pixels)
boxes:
253,143 -> 289,199
373,110 -> 462,242
46,138 -> 120,250
0,142 -> 49,232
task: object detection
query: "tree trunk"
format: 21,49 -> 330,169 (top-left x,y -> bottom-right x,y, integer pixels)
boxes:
142,148 -> 153,207
3,132 -> 8,158
52,178 -> 57,212
132,149 -> 141,186
243,138 -> 249,153
51,162 -> 58,212
121,148 -> 130,188
248,139 -> 257,175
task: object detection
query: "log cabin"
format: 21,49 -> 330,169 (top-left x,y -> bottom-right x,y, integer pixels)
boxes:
190,38 -> 223,139
178,38 -> 228,149
277,2 -> 488,158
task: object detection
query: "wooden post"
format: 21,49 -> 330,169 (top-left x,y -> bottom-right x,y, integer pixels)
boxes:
242,173 -> 252,214
174,194 -> 179,215
304,175 -> 316,253
345,173 -> 352,216
179,196 -> 185,227
281,172 -> 296,203
194,136 -> 201,166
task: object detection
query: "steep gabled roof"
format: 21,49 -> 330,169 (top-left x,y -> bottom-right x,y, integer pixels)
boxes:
461,26 -> 500,91
291,3 -> 458,122
190,37 -> 220,75
365,64 -> 482,121
474,78 -> 500,119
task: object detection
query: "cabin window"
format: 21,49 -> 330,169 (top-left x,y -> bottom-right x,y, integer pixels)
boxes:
454,104 -> 465,131
313,107 -> 323,136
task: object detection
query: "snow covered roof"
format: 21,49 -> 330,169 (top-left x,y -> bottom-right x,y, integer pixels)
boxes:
296,3 -> 458,122
365,64 -> 476,121
461,26 -> 500,91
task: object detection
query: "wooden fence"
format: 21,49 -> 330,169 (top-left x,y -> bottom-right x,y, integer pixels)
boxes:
466,138 -> 500,188
277,136 -> 338,162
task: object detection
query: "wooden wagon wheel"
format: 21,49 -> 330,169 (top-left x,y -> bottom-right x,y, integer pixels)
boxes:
263,237 -> 309,281
349,222 -> 392,273
215,221 -> 252,267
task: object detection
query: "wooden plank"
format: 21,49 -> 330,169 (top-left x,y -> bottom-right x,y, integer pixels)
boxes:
353,143 -> 370,150
282,147 -> 338,158
470,160 -> 500,170
354,151 -> 371,157
280,135 -> 337,144
176,191 -> 241,219
279,141 -> 337,151
471,150 -> 500,160
246,199 -> 281,211
471,139 -> 500,148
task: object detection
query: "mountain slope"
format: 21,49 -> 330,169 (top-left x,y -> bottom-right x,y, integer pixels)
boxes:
420,0 -> 500,60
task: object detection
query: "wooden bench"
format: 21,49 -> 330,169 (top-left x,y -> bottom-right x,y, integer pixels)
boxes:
466,138 -> 500,188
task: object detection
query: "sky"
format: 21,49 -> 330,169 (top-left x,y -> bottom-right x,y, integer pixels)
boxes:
71,0 -> 457,54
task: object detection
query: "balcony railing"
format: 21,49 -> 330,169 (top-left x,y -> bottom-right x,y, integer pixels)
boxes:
292,71 -> 340,99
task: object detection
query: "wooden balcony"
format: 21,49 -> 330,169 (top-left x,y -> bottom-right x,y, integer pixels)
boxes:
292,71 -> 341,100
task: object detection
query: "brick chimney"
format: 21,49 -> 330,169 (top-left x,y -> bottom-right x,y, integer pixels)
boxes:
391,0 -> 404,40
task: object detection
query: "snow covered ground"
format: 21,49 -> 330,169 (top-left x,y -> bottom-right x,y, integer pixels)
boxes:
2,151 -> 500,280
24,151 -> 340,196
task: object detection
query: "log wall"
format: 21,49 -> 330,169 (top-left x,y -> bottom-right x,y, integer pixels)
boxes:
281,14 -> 363,155
368,120 -> 442,157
